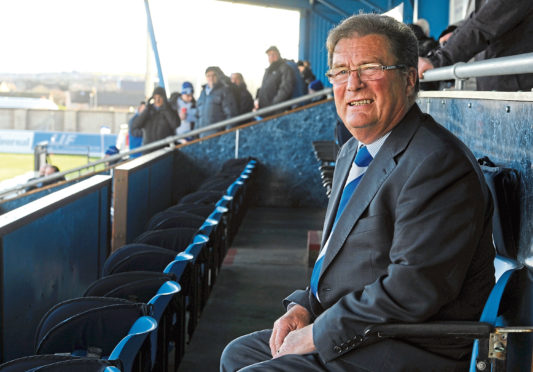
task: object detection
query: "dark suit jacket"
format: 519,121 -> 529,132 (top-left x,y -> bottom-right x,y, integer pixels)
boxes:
285,104 -> 495,364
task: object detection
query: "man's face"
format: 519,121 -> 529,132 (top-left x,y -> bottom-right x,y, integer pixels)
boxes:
267,51 -> 280,65
181,93 -> 193,103
332,34 -> 416,144
153,94 -> 164,107
230,73 -> 241,86
44,165 -> 56,176
206,71 -> 218,88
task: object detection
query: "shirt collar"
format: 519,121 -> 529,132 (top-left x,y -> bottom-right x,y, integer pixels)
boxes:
359,131 -> 391,158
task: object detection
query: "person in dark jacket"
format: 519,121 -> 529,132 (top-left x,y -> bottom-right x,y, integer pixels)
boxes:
128,101 -> 145,158
255,46 -> 295,109
297,60 -> 317,88
230,73 -> 254,115
131,86 -> 180,144
197,66 -> 238,137
418,0 -> 533,91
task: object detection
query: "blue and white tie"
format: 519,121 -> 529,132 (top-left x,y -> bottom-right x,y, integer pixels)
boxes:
310,145 -> 373,297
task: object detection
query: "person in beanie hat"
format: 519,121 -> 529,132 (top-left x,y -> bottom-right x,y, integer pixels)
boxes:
131,86 -> 180,145
176,81 -> 197,143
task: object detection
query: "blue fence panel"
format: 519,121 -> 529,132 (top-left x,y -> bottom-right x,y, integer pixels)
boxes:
417,95 -> 533,265
0,175 -> 111,361
180,100 -> 337,208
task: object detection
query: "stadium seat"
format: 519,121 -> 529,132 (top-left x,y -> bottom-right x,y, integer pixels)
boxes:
147,212 -> 206,231
84,271 -> 176,301
103,244 -> 177,276
0,316 -> 157,372
34,297 -> 150,363
133,227 -> 197,252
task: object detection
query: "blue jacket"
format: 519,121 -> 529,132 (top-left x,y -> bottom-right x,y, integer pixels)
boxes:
197,82 -> 238,137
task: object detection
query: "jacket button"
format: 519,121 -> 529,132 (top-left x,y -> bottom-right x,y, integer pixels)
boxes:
333,346 -> 342,353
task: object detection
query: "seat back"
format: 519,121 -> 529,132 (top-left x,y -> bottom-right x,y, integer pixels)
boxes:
108,316 -> 157,372
133,227 -> 197,252
35,298 -> 148,357
103,246 -> 177,275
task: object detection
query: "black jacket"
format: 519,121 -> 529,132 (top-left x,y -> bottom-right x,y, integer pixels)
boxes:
428,0 -> 533,91
257,59 -> 295,108
131,103 -> 180,145
236,84 -> 254,115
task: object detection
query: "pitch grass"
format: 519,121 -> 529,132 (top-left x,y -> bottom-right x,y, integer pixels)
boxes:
0,153 -> 104,181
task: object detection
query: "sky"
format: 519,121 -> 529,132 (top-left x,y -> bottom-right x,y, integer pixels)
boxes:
0,0 -> 300,94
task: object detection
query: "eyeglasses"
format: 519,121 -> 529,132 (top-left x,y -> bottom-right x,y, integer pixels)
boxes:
325,63 -> 407,85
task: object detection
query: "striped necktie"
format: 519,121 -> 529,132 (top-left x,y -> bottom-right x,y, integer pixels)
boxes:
310,145 -> 373,297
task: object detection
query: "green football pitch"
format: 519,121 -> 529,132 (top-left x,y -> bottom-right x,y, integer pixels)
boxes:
0,153 -> 102,182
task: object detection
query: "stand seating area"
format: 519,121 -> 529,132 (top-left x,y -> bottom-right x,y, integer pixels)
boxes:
0,158 -> 257,372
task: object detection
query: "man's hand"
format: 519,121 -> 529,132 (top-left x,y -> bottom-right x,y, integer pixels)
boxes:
274,324 -> 316,358
418,57 -> 435,79
269,304 -> 311,357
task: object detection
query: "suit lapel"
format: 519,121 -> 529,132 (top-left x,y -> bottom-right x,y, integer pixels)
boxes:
319,104 -> 425,278
320,138 -> 358,247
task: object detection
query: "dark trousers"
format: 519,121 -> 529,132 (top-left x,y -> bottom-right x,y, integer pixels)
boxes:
220,329 -> 469,372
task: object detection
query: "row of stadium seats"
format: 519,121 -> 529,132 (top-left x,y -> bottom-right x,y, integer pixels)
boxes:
311,140 -> 337,197
0,158 -> 257,372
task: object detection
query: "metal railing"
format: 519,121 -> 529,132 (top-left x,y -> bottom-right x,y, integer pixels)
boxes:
420,52 -> 533,90
0,89 -> 333,200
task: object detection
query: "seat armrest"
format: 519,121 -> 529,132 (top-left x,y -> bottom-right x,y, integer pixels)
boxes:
363,321 -> 494,340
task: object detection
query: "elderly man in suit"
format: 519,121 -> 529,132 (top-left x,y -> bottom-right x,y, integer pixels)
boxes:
221,14 -> 495,372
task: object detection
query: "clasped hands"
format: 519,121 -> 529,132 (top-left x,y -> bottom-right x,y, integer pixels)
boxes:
269,304 -> 315,358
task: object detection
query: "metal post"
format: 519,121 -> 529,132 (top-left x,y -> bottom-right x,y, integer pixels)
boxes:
235,129 -> 240,159
143,0 -> 165,90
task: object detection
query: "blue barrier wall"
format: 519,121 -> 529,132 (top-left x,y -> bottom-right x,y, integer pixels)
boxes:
0,179 -> 85,215
0,175 -> 111,361
417,94 -> 533,266
179,100 -> 337,208
116,149 -> 204,246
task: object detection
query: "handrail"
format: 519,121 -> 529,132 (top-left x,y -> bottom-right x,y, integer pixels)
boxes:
0,89 -> 333,200
421,52 -> 533,90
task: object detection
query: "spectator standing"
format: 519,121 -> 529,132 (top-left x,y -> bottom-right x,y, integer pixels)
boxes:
418,0 -> 533,91
297,60 -> 317,88
197,66 -> 238,137
176,81 -> 197,143
285,59 -> 306,99
255,46 -> 295,109
230,73 -> 254,115
408,23 -> 439,90
131,86 -> 180,144
128,101 -> 145,158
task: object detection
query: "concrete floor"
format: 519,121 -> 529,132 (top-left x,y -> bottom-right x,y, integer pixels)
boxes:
177,207 -> 325,372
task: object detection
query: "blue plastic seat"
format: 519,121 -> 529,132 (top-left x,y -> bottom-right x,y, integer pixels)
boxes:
0,316 -> 157,372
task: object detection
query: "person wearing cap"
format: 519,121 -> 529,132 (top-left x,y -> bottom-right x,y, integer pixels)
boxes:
197,66 -> 238,137
255,46 -> 295,110
131,86 -> 180,145
176,82 -> 197,143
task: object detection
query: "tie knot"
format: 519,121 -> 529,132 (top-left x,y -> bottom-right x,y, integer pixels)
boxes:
354,145 -> 373,167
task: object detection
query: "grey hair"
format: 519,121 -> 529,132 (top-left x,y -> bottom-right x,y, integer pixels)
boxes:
326,14 -> 419,94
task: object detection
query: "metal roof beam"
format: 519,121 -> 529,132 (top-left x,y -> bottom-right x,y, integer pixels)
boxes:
216,0 -> 311,11
357,0 -> 384,12
315,0 -> 350,17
